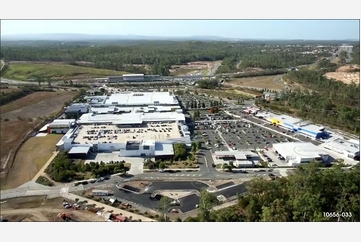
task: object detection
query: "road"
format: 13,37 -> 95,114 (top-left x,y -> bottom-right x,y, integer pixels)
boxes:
0,60 -> 4,71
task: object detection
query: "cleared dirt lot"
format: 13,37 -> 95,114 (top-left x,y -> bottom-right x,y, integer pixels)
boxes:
0,120 -> 40,167
229,75 -> 285,90
1,90 -> 78,119
2,134 -> 62,189
0,196 -> 106,222
170,61 -> 221,76
0,89 -> 78,188
324,64 -> 360,85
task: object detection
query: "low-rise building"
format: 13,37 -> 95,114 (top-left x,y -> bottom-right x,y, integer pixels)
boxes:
272,142 -> 329,166
47,119 -> 76,134
323,138 -> 360,160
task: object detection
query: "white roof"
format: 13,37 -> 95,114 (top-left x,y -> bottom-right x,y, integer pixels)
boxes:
215,151 -> 248,160
50,119 -> 76,125
154,143 -> 174,156
122,74 -> 144,77
234,160 -> 253,165
103,92 -> 179,106
142,140 -> 155,146
68,146 -> 91,154
324,138 -> 359,154
78,112 -> 185,124
273,142 -> 327,159
90,107 -> 116,114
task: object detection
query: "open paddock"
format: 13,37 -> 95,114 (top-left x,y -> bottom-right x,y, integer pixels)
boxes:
1,90 -> 78,119
0,120 -> 40,171
2,134 -> 62,189
3,62 -> 128,81
229,75 -> 286,90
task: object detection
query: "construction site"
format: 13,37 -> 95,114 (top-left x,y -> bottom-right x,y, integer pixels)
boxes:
0,196 -> 110,222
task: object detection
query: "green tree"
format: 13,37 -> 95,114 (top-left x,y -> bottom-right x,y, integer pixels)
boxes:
158,196 -> 171,222
199,188 -> 217,222
159,162 -> 166,170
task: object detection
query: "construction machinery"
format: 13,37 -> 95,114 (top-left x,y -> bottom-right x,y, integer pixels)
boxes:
57,213 -> 77,222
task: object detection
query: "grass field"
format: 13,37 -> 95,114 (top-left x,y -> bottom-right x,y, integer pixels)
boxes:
3,62 -> 128,81
1,90 -> 77,119
2,134 -> 62,189
0,89 -> 78,189
229,75 -> 286,90
170,68 -> 198,76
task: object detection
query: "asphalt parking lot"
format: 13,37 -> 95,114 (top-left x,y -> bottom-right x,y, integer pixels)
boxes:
194,129 -> 229,152
214,183 -> 248,198
195,119 -> 296,151
111,181 -> 249,213
230,110 -> 322,146
179,194 -> 199,213
219,120 -> 297,150
111,181 -> 208,212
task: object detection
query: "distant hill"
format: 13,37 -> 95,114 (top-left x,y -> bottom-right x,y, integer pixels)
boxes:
1,33 -> 232,41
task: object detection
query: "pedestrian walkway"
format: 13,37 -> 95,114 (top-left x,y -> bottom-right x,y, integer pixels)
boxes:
62,193 -> 156,222
142,174 -> 203,179
32,151 -> 59,182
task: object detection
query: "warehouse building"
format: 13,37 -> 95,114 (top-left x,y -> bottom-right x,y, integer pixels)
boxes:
264,113 -> 329,139
39,119 -> 77,134
86,92 -> 180,108
108,74 -> 163,83
323,138 -> 360,160
68,146 -> 91,159
272,142 -> 329,166
55,112 -> 190,157
65,103 -> 90,115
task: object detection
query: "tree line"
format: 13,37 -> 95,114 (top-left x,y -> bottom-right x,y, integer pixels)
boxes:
1,42 -> 336,75
45,152 -> 129,182
183,163 -> 360,222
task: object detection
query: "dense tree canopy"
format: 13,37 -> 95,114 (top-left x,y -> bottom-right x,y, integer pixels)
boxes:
0,41 -> 335,74
186,163 -> 360,222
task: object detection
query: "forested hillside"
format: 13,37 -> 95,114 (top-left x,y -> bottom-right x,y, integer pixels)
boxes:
1,41 -> 335,75
186,163 -> 360,222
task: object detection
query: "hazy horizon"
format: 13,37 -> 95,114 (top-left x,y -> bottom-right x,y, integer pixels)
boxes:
1,20 -> 360,40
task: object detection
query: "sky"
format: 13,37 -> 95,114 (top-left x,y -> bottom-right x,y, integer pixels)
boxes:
1,20 -> 359,40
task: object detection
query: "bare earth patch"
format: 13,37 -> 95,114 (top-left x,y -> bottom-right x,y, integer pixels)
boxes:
324,64 -> 360,85
3,134 -> 62,189
0,89 -> 78,188
1,196 -> 106,222
229,75 -> 285,90
1,90 -> 78,119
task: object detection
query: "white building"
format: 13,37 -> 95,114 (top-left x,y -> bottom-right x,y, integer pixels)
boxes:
214,151 -> 256,168
55,112 -> 190,157
86,92 -> 179,108
272,142 -> 329,166
323,138 -> 359,159
45,119 -> 76,134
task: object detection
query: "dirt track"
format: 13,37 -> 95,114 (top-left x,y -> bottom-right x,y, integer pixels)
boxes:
1,207 -> 106,222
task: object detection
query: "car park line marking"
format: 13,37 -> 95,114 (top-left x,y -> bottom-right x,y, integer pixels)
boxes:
187,174 -> 190,176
